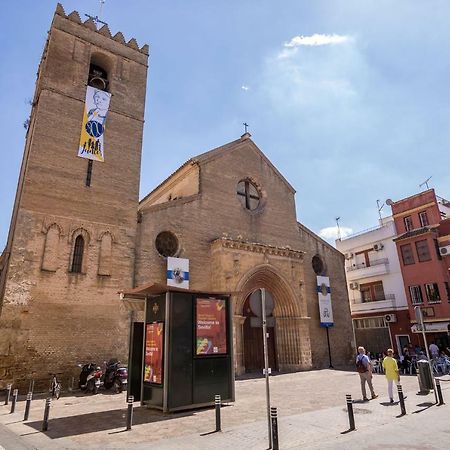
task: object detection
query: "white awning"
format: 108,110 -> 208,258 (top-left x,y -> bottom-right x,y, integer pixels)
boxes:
411,322 -> 450,333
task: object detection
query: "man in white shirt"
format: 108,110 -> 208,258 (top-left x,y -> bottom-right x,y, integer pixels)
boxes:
429,342 -> 440,359
356,346 -> 378,401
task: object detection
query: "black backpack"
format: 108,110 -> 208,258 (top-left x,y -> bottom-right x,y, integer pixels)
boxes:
356,357 -> 368,373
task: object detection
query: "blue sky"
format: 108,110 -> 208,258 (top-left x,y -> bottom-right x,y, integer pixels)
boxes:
1,0 -> 450,249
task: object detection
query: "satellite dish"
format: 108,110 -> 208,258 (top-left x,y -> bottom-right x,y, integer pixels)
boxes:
386,199 -> 394,206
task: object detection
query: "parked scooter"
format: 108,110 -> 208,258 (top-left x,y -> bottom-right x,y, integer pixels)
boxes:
102,359 -> 128,393
78,363 -> 102,394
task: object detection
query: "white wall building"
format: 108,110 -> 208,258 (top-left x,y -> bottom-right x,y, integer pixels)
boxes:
336,217 -> 411,355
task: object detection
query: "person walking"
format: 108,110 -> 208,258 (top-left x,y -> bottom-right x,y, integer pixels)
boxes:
356,346 -> 378,401
382,348 -> 400,403
429,342 -> 440,359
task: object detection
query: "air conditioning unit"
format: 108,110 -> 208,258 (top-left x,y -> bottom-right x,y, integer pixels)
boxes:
384,313 -> 397,323
345,252 -> 354,260
349,282 -> 359,290
439,245 -> 450,256
373,243 -> 384,251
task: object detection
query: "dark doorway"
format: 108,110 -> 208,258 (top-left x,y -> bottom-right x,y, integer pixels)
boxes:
243,292 -> 277,372
128,321 -> 144,400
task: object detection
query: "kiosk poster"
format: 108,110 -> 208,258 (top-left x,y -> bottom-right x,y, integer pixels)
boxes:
144,322 -> 164,384
196,298 -> 227,355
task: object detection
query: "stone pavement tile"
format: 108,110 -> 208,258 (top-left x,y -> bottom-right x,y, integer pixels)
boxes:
0,371 -> 448,449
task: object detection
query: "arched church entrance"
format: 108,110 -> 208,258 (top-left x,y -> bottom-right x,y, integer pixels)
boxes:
234,265 -> 308,375
243,290 -> 278,372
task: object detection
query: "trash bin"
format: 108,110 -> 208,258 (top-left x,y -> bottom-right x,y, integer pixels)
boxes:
417,360 -> 433,392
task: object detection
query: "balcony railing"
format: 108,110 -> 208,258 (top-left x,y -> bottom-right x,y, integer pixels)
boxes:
351,293 -> 396,305
347,258 -> 389,272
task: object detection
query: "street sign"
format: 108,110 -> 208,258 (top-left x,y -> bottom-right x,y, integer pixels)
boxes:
414,306 -> 424,331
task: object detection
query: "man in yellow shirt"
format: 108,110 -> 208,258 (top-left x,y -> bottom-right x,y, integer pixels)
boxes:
382,348 -> 400,403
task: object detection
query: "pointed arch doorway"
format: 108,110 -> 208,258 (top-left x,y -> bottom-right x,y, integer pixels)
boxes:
243,290 -> 278,372
234,264 -> 310,375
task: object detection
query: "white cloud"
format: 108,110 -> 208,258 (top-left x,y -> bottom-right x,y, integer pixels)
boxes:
285,33 -> 351,48
319,226 -> 353,241
241,85 -> 250,91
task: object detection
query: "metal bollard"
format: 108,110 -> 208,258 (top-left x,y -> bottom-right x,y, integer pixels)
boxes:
215,394 -> 221,432
4,384 -> 12,406
397,384 -> 406,416
42,398 -> 51,431
24,392 -> 33,421
270,407 -> 279,450
346,394 -> 355,431
10,389 -> 18,414
126,395 -> 134,431
436,379 -> 445,406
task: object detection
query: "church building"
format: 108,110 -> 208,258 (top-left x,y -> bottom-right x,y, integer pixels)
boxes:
0,4 -> 354,388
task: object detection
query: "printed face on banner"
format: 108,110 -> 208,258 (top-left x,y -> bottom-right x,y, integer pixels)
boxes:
78,86 -> 111,162
196,298 -> 227,355
144,322 -> 164,384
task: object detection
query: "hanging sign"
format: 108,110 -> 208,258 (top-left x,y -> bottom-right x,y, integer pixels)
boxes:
78,86 -> 111,162
167,257 -> 189,289
196,298 -> 227,355
317,276 -> 334,327
144,322 -> 164,384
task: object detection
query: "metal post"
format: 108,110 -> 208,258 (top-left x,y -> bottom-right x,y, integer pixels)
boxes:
23,392 -> 32,421
28,379 -> 35,395
346,394 -> 355,431
4,384 -> 12,405
436,379 -> 444,406
326,327 -> 333,368
215,394 -> 221,432
416,306 -> 438,404
42,398 -> 51,431
270,407 -> 279,450
397,384 -> 406,416
126,395 -> 134,431
261,288 -> 272,449
10,389 -> 18,414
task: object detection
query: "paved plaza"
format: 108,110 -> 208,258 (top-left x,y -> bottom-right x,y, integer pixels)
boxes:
1,369 -> 449,449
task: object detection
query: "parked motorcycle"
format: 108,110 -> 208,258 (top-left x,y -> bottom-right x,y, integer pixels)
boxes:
78,363 -> 102,394
102,359 -> 128,393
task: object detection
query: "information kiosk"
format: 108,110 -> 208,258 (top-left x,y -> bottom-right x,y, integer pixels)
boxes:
120,283 -> 234,412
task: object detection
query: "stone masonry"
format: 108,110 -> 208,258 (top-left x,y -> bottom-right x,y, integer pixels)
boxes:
0,4 -> 354,388
0,4 -> 148,389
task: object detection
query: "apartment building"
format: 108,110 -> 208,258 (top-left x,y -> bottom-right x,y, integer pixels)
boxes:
389,189 -> 450,349
336,217 -> 410,355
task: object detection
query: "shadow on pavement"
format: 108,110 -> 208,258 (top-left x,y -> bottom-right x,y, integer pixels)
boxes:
22,406 -> 195,438
412,402 -> 434,414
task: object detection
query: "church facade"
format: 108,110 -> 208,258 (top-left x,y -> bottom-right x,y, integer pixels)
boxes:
0,4 -> 354,388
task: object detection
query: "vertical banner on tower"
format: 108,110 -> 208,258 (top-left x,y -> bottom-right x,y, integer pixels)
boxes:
144,322 -> 164,384
317,276 -> 334,327
78,86 -> 111,162
196,298 -> 227,355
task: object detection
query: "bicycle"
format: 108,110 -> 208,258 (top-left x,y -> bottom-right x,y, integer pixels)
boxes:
49,373 -> 62,400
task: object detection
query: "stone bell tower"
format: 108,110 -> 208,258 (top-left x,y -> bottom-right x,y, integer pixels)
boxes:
0,4 -> 148,388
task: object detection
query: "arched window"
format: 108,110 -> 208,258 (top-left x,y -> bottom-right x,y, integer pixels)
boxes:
88,63 -> 109,91
71,235 -> 85,273
42,224 -> 60,272
98,232 -> 112,276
